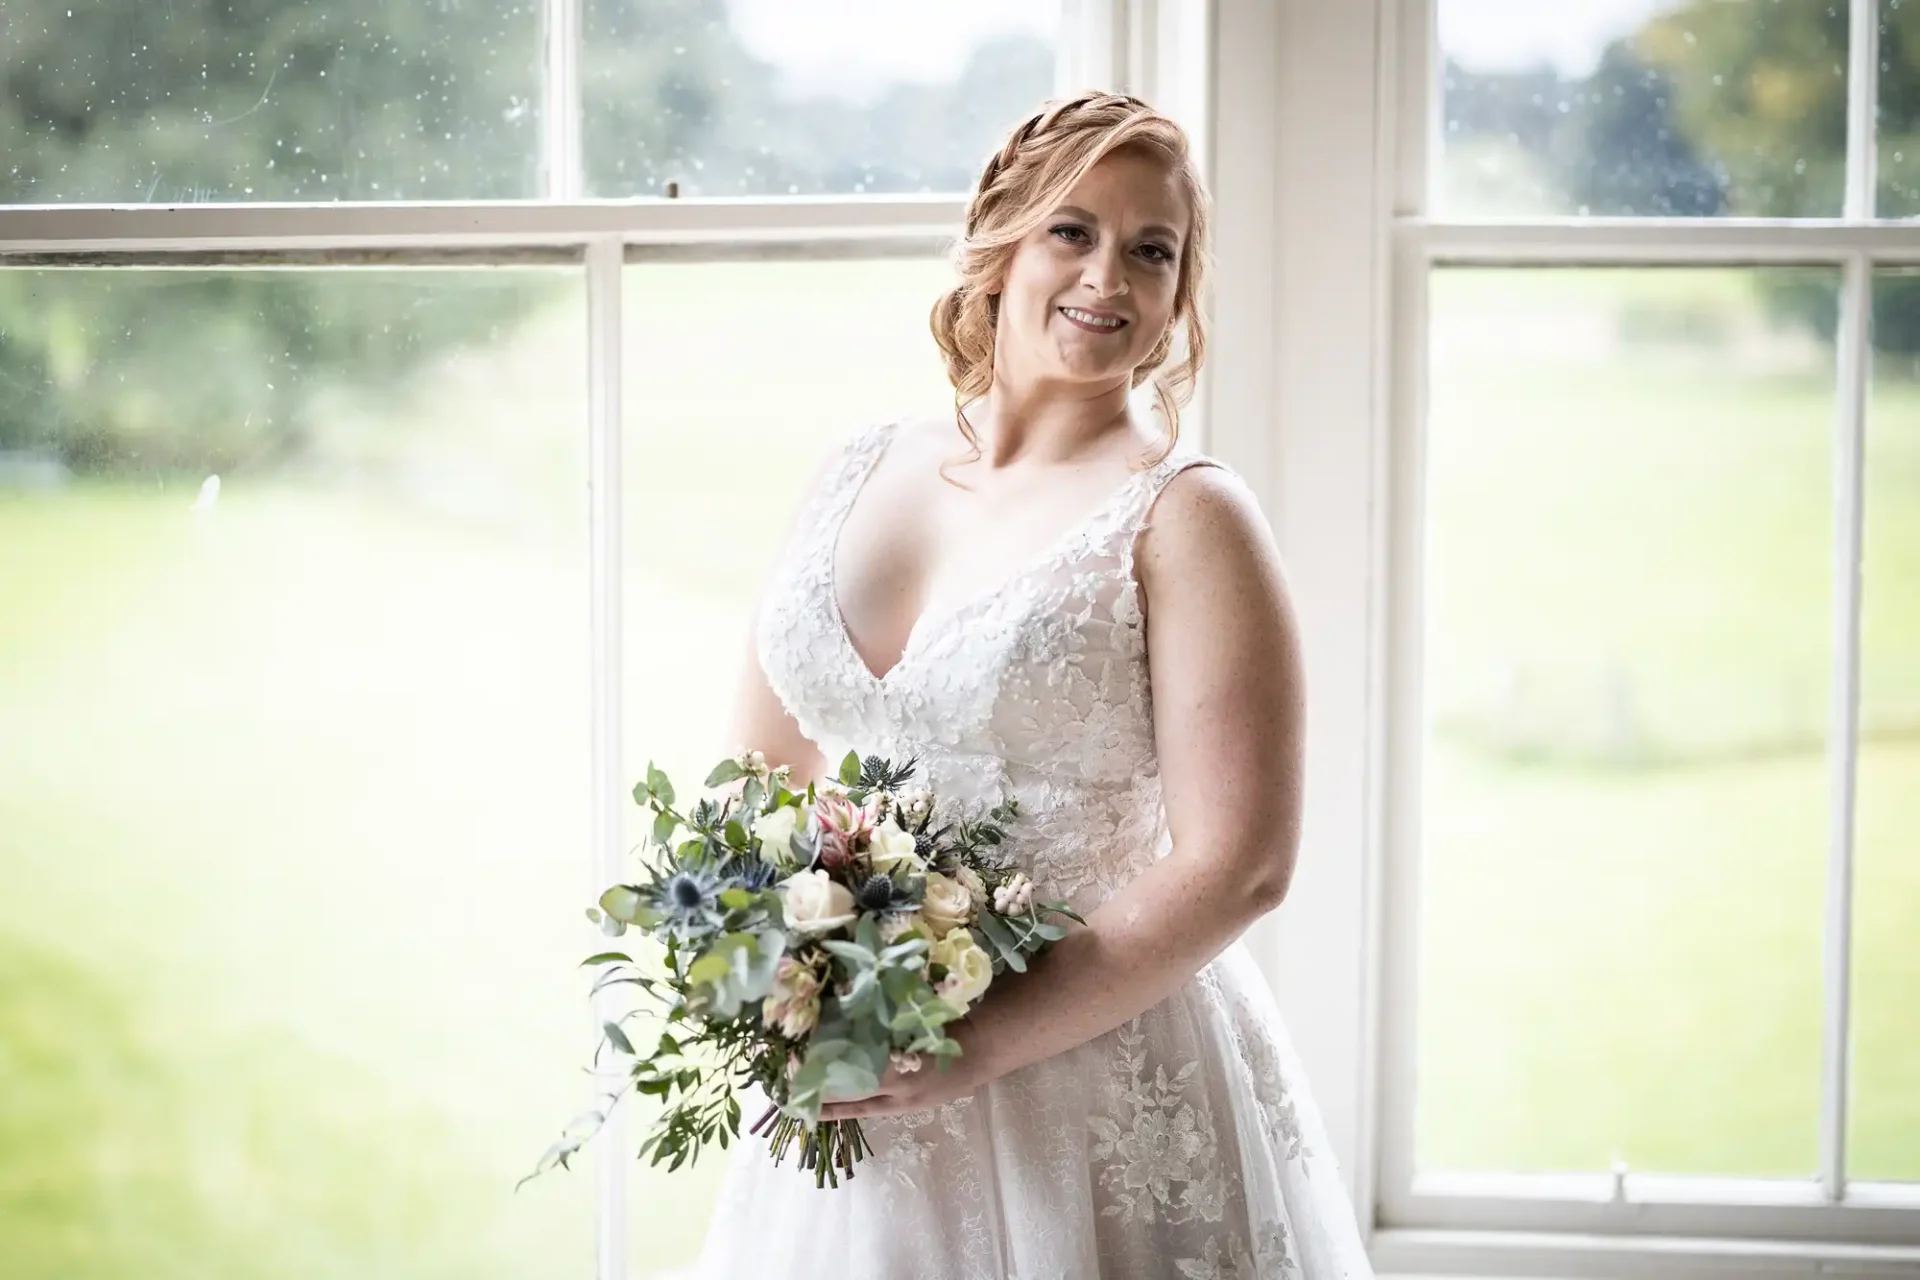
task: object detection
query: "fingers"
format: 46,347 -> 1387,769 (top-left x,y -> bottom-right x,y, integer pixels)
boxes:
820,1094 -> 905,1122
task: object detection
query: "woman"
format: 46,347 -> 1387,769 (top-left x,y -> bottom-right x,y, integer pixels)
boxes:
697,94 -> 1374,1279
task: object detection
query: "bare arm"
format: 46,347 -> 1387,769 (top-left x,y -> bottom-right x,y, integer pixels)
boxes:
821,465 -> 1307,1116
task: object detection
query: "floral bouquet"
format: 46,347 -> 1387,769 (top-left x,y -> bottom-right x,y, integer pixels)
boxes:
522,749 -> 1083,1189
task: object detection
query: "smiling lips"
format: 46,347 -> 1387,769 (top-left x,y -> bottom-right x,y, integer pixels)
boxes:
1058,306 -> 1129,334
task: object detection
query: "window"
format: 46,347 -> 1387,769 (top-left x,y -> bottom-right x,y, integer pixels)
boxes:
1368,0 -> 1920,1271
0,4 -> 1209,1278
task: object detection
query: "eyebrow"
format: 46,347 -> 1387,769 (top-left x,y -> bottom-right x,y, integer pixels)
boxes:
1056,205 -> 1184,244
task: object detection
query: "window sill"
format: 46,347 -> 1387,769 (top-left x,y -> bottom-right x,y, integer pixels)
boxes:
1371,1227 -> 1920,1279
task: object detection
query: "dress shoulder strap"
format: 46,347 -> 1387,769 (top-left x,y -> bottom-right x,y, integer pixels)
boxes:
1119,443 -> 1238,539
804,419 -> 902,536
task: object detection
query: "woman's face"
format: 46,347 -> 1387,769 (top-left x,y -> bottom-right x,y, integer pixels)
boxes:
994,148 -> 1190,389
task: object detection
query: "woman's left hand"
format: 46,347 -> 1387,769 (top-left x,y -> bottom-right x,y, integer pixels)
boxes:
816,1028 -> 999,1122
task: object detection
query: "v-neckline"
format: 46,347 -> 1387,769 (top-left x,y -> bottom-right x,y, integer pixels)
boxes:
825,423 -> 1157,688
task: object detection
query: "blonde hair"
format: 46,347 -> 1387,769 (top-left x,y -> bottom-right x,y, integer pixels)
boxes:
929,93 -> 1213,465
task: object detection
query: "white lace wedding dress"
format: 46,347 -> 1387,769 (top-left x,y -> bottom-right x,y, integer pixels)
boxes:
694,421 -> 1375,1279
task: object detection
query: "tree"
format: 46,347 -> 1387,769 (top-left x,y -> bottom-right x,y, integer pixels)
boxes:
1555,39 -> 1725,217
1634,0 -> 1920,353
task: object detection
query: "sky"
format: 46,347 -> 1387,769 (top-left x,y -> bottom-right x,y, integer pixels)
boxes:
1437,0 -> 1681,76
724,0 -> 1055,100
721,0 -> 1683,101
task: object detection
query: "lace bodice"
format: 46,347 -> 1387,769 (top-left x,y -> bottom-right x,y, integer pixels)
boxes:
756,419 -> 1228,913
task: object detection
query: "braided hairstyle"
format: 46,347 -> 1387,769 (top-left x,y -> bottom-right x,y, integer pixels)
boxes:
929,93 -> 1213,464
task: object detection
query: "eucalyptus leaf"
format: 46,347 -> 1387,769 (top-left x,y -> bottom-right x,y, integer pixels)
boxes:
652,810 -> 678,848
838,750 -> 861,785
704,758 -> 746,788
820,939 -> 876,969
976,910 -> 1020,957
686,952 -> 732,985
719,887 -> 753,911
579,951 -> 632,967
647,763 -> 675,807
724,820 -> 749,848
602,1021 -> 636,1056
598,885 -> 643,924
823,1058 -> 880,1101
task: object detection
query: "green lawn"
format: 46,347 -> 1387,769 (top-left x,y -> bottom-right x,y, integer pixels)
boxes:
1418,268 -> 1920,1179
0,263 -> 1914,1279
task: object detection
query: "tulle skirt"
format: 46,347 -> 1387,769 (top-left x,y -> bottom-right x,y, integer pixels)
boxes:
694,940 -> 1374,1279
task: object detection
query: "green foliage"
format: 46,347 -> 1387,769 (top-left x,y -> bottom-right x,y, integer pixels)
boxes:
1447,0 -> 1920,352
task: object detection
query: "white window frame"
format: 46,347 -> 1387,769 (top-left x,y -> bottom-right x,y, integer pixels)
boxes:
1216,0 -> 1920,1275
0,5 -> 1223,1277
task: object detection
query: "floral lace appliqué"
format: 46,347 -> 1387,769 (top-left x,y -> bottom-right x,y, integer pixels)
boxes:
1089,1020 -> 1230,1228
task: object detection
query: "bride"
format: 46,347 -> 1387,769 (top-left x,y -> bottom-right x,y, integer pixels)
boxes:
696,93 -> 1374,1279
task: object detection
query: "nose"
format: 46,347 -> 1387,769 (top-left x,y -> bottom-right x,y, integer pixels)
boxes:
1080,244 -> 1129,299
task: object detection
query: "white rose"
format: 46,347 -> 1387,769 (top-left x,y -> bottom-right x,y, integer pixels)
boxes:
920,870 -> 975,937
929,930 -> 994,1011
779,869 -> 858,935
869,818 -> 923,876
753,805 -> 803,869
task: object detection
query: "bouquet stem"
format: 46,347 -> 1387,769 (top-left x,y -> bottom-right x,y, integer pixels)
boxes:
761,1110 -> 871,1189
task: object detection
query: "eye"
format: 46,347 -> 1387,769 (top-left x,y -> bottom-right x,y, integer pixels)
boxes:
1137,242 -> 1175,265
1049,223 -> 1091,245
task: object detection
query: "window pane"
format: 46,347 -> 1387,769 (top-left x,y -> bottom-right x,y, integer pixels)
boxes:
0,268 -> 595,1272
0,1 -> 542,203
1881,0 -> 1920,217
1418,268 -> 1837,1177
619,258 -> 954,1272
1850,268 -> 1920,1182
584,1 -> 1058,197
1439,0 -> 1848,217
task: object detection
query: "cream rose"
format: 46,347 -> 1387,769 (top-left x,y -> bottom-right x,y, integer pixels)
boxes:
753,804 -> 803,869
869,817 -> 923,876
779,869 -> 857,935
919,870 -> 975,937
930,930 -> 994,1011
951,864 -> 987,904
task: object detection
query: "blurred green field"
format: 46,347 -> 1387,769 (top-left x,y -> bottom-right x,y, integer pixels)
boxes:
1,263 -> 1915,1279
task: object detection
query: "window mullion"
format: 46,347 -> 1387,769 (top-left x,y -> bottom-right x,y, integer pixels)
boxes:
1126,0 -> 1158,101
542,0 -> 585,201
1395,0 -> 1434,219
1846,0 -> 1881,220
584,235 -> 628,1280
1820,249 -> 1874,1204
1056,0 -> 1127,95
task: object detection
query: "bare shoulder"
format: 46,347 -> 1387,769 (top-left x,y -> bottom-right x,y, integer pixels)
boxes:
1138,462 -> 1285,590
